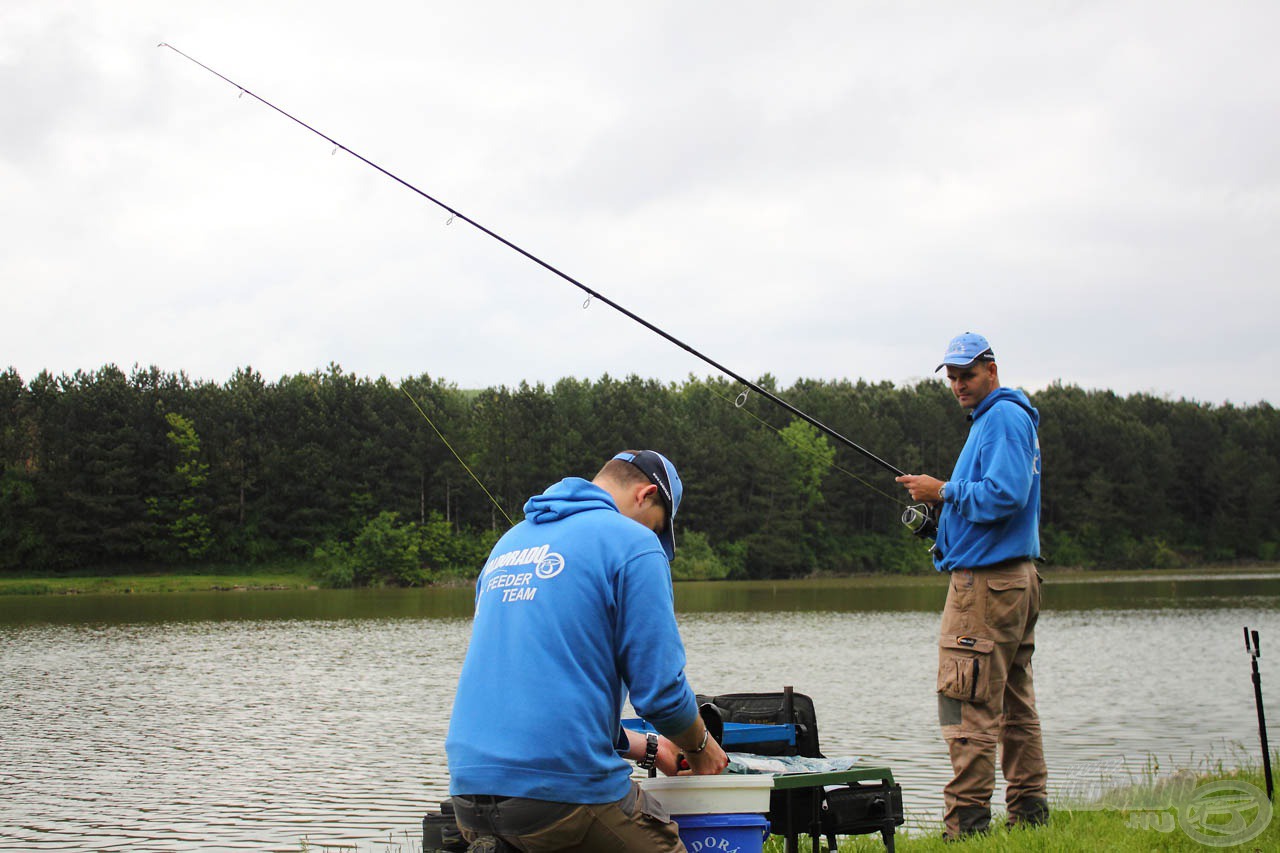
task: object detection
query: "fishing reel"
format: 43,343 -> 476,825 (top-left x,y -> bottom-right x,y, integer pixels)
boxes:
901,503 -> 939,540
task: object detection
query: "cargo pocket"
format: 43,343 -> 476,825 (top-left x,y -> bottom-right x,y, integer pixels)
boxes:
631,787 -> 683,851
984,574 -> 1029,635
937,635 -> 995,704
632,787 -> 672,824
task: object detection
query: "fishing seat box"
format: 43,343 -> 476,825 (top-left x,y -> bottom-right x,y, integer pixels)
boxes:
699,690 -> 904,852
421,799 -> 468,852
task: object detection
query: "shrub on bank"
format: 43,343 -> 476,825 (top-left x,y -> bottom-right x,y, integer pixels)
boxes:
311,511 -> 498,588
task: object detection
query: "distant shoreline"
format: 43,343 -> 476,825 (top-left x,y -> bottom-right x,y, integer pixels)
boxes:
0,571 -> 317,596
2,563 -> 1276,597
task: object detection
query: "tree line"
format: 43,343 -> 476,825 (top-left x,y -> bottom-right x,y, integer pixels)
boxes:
1,364 -> 1276,583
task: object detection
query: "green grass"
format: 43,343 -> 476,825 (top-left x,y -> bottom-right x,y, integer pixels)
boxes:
4,561 -> 1273,597
0,563 -> 317,595
295,759 -> 1276,851
763,760 -> 1278,852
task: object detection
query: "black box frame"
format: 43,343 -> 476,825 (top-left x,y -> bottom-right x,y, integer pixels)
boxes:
699,687 -> 904,852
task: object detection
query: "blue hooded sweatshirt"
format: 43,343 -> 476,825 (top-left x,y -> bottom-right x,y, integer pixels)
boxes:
445,477 -> 699,803
934,387 -> 1042,572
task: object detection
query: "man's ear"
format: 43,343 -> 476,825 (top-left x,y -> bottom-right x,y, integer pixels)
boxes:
617,482 -> 653,521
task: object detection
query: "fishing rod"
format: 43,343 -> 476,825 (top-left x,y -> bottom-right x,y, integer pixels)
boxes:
159,43 -> 937,538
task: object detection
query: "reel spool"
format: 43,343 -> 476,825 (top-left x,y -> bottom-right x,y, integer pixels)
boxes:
901,503 -> 938,540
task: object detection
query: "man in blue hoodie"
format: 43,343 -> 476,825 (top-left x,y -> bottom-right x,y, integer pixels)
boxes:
446,449 -> 728,852
896,333 -> 1047,839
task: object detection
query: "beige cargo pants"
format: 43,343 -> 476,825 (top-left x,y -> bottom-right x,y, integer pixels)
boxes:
936,558 -> 1047,837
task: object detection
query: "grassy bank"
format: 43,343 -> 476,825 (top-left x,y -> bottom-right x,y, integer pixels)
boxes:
302,759 -> 1280,852
303,763 -> 1277,852
4,562 -> 1276,597
763,761 -> 1277,852
0,563 -> 317,595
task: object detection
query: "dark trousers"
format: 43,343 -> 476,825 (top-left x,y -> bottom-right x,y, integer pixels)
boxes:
451,780 -> 684,852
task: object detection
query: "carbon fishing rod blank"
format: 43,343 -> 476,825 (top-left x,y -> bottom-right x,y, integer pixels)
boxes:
159,42 -> 931,535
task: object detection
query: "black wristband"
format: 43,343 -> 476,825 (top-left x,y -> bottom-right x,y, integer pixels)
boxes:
637,732 -> 659,770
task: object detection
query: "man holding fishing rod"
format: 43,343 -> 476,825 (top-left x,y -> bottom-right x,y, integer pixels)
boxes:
896,332 -> 1048,840
446,449 -> 728,851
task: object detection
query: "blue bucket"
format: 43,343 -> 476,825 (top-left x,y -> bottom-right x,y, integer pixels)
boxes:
674,812 -> 769,853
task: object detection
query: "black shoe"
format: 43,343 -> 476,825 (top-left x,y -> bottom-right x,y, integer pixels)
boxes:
942,805 -> 992,841
1007,798 -> 1050,829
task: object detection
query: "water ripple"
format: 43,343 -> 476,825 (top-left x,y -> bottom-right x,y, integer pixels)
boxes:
2,590 -> 1278,848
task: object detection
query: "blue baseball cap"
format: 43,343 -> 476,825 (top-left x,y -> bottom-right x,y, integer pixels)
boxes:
936,332 -> 996,372
612,450 -> 682,562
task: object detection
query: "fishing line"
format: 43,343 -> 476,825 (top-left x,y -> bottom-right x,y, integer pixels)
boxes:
160,43 -> 947,537
703,385 -> 910,509
399,386 -> 516,528
158,44 -> 906,473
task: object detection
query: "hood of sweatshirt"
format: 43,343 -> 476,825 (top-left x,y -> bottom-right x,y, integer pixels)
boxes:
522,477 -> 618,524
970,386 -> 1040,427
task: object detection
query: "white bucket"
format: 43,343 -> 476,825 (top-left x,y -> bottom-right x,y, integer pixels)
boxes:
640,774 -> 774,815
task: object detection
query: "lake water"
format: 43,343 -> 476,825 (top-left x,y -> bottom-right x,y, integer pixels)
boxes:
2,570 -> 1279,851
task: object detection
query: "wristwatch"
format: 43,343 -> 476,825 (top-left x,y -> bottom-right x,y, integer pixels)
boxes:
637,732 -> 659,771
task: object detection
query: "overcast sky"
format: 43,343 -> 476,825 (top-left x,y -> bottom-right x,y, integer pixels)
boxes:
3,1 -> 1277,405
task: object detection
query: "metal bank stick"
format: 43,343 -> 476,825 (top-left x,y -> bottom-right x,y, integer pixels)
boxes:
1245,626 -> 1274,800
